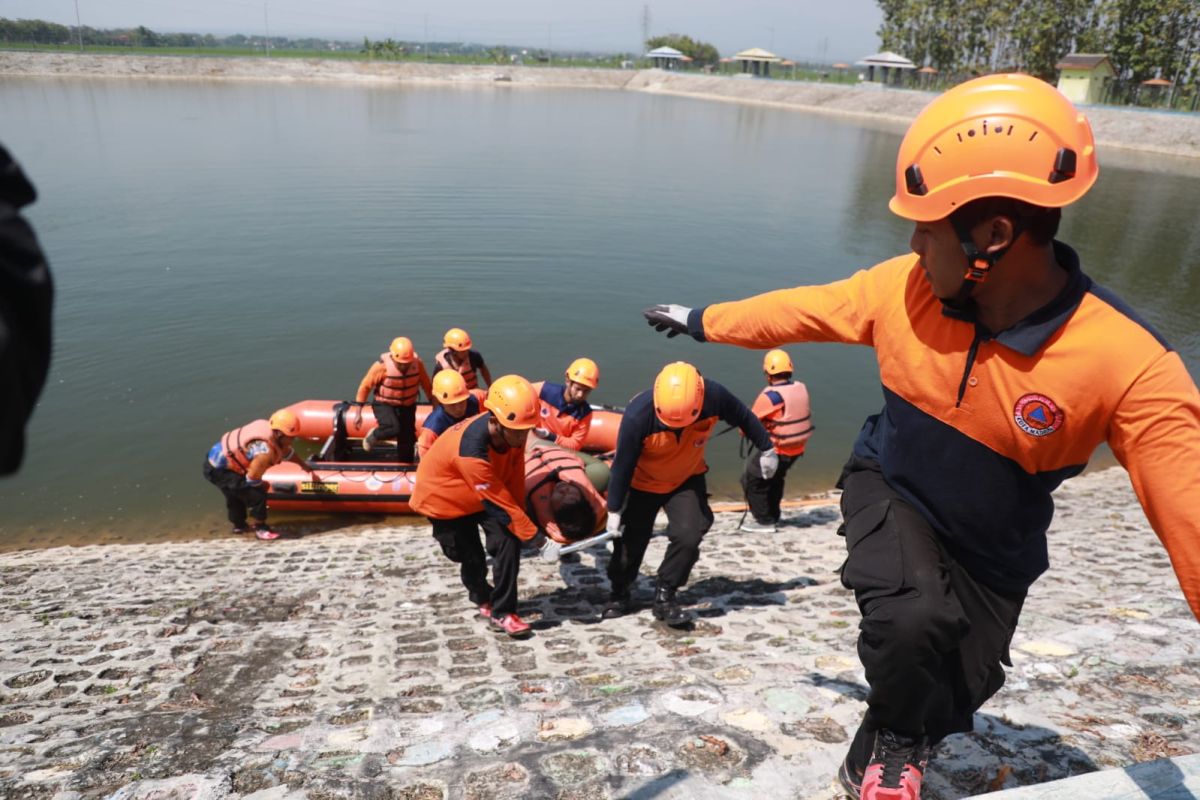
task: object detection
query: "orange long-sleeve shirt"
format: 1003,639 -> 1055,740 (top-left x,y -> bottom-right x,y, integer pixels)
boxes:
531,381 -> 592,451
690,243 -> 1200,620
355,358 -> 432,405
410,412 -> 538,541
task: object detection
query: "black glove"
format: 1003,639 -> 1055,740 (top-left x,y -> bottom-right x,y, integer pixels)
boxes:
643,304 -> 692,338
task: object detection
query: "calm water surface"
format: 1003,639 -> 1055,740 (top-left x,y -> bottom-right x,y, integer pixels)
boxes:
1,79 -> 1198,548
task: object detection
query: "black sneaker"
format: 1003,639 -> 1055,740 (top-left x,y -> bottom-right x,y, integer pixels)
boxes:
601,591 -> 632,619
651,582 -> 689,627
836,718 -> 875,798
860,728 -> 930,800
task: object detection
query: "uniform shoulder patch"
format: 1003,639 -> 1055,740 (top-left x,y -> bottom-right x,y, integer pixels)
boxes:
1014,393 -> 1064,437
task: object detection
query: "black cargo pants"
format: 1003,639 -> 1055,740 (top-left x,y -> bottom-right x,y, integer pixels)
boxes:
741,446 -> 797,524
371,402 -> 417,463
607,473 -> 714,595
203,459 -> 268,527
838,457 -> 1026,743
430,512 -> 522,616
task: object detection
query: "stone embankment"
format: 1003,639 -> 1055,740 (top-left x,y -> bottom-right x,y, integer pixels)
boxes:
3,51 -> 1200,159
0,467 -> 1196,799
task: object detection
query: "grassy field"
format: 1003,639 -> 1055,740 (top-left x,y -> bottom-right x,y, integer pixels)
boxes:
0,42 -> 867,84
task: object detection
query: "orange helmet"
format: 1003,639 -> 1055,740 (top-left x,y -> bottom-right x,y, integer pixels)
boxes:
268,408 -> 301,437
889,73 -> 1098,222
431,369 -> 470,405
443,328 -> 472,352
653,362 -> 705,428
763,349 -> 793,376
389,336 -> 416,363
484,375 -> 540,430
565,357 -> 600,389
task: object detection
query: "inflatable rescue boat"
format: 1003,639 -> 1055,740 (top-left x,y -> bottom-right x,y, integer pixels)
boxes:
264,399 -> 621,514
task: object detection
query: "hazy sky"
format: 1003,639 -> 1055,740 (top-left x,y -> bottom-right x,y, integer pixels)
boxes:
4,0 -> 883,62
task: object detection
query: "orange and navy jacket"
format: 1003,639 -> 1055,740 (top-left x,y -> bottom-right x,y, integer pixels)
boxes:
416,395 -> 481,458
410,412 -> 538,541
435,348 -> 488,391
688,242 -> 1200,618
608,378 -> 772,512
356,356 -> 432,407
752,380 -> 813,456
524,444 -> 608,542
532,380 -> 593,451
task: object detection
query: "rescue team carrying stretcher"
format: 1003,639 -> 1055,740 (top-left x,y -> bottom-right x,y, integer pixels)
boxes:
204,325 -> 810,628
200,76 -> 1200,800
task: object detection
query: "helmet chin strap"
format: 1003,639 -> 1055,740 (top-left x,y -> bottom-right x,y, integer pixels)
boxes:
943,216 -> 1019,313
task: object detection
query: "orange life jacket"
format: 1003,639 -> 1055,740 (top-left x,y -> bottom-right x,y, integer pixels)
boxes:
524,445 -> 607,541
756,381 -> 813,456
219,419 -> 284,475
375,353 -> 423,406
435,348 -> 479,391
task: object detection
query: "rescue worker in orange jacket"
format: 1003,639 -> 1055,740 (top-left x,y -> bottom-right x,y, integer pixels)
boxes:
356,337 -> 432,463
525,442 -> 608,546
739,349 -> 814,533
603,362 -> 775,626
410,375 -> 548,638
203,409 -> 314,541
532,357 -> 600,451
643,74 -> 1200,800
417,370 -> 482,459
434,327 -> 493,392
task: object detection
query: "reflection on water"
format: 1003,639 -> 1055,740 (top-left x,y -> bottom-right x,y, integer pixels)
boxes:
0,80 -> 1195,548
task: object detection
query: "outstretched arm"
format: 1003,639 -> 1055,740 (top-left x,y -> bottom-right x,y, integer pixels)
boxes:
643,256 -> 913,349
1108,350 -> 1200,622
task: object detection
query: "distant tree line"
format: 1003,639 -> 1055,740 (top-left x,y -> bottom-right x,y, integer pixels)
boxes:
645,34 -> 719,67
0,17 -> 353,51
876,0 -> 1200,86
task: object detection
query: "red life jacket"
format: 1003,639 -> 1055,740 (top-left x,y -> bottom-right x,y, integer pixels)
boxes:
524,445 -> 607,542
435,348 -> 478,391
759,381 -> 813,456
375,353 -> 422,406
220,419 -> 284,475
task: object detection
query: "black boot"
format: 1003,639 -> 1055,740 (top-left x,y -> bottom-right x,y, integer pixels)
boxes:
601,589 -> 632,620
652,582 -> 689,627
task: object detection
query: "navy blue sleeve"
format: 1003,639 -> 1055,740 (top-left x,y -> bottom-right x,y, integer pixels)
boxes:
470,350 -> 486,369
457,414 -> 493,459
607,391 -> 654,512
686,307 -> 708,342
707,379 -> 772,451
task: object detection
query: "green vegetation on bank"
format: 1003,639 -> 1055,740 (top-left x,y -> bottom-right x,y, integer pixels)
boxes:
876,0 -> 1199,91
645,34 -> 720,67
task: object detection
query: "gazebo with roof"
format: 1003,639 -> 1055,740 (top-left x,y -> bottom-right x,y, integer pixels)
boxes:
647,45 -> 686,70
733,47 -> 781,77
855,51 -> 916,84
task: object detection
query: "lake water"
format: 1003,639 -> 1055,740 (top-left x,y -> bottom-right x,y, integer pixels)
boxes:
2,78 -> 1198,549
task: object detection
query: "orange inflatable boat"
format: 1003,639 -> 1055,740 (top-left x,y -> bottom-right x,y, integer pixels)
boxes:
264,400 -> 621,514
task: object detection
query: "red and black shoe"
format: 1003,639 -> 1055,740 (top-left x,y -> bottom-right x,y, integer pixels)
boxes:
489,612 -> 532,638
859,728 -> 930,800
476,602 -> 493,619
837,719 -> 874,798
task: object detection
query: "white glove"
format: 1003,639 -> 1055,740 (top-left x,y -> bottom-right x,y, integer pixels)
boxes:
643,304 -> 692,338
606,510 -> 623,537
759,447 -> 779,480
539,539 -> 562,562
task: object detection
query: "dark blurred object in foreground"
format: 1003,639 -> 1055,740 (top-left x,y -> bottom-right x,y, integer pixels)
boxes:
0,144 -> 53,475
